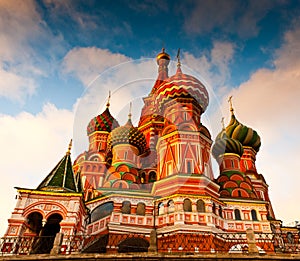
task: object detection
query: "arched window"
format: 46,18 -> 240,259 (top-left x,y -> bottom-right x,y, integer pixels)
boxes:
251,209 -> 258,221
196,200 -> 205,213
31,213 -> 63,254
167,200 -> 175,213
136,202 -> 146,216
212,203 -> 216,215
140,172 -> 146,183
234,209 -> 241,220
183,198 -> 192,212
121,201 -> 131,214
26,212 -> 43,235
287,232 -> 294,244
186,160 -> 192,173
91,202 -> 114,223
149,171 -> 157,182
158,202 -> 164,215
219,206 -> 223,218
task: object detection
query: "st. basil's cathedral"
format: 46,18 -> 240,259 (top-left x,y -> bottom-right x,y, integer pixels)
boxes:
3,49 -> 292,254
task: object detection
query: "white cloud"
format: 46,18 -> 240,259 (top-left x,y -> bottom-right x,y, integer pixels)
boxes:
182,41 -> 235,91
218,24 -> 300,224
62,47 -> 131,87
0,65 -> 36,102
0,0 -> 43,101
0,103 -> 74,236
0,0 -> 65,102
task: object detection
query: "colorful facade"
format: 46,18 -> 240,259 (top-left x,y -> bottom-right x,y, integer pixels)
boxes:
4,49 -> 284,253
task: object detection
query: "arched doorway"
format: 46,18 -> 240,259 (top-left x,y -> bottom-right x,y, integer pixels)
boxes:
31,213 -> 63,254
25,212 -> 43,235
118,237 -> 149,253
82,234 -> 109,253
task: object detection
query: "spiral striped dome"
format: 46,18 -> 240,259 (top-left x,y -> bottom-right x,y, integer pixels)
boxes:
212,131 -> 244,158
155,67 -> 209,113
225,114 -> 261,152
87,108 -> 119,135
107,119 -> 148,156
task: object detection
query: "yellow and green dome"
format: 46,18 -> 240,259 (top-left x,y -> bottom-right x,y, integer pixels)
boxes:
107,119 -> 149,156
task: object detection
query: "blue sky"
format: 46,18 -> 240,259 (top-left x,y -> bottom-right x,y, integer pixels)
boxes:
1,0 -> 300,235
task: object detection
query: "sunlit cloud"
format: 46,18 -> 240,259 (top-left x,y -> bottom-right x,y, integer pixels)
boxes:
0,103 -> 74,235
218,23 -> 300,224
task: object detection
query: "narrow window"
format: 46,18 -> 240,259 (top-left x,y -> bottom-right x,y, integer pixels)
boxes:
219,206 -> 223,218
251,209 -> 258,221
184,111 -> 188,121
234,209 -> 241,220
167,200 -> 175,213
136,203 -> 146,216
158,202 -> 164,215
187,160 -> 192,173
212,203 -> 216,215
149,171 -> 157,182
196,200 -> 205,213
121,201 -> 131,214
183,199 -> 192,212
167,162 -> 173,175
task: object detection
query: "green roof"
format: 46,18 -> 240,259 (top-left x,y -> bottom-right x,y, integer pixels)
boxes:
37,152 -> 79,193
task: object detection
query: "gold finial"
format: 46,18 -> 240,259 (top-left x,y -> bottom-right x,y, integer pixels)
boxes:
66,139 -> 72,155
228,95 -> 234,114
221,117 -> 225,129
128,102 -> 132,120
176,48 -> 181,67
106,91 -> 111,108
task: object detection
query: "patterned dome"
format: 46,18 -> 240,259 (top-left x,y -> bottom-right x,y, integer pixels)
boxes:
225,114 -> 261,152
107,119 -> 149,156
212,131 -> 244,158
155,67 -> 209,113
87,108 -> 119,135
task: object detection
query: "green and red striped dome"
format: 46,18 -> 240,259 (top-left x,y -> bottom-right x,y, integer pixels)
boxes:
155,67 -> 209,113
87,108 -> 119,135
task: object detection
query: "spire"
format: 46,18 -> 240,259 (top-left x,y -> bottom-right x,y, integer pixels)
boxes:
66,139 -> 72,155
106,91 -> 111,108
228,95 -> 234,115
176,48 -> 182,74
128,102 -> 132,120
125,102 -> 133,126
155,47 -> 170,82
37,140 -> 79,193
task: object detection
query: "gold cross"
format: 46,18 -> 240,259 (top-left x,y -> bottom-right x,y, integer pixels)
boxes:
228,95 -> 234,113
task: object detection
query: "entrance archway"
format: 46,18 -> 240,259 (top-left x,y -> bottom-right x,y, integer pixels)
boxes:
31,213 -> 63,254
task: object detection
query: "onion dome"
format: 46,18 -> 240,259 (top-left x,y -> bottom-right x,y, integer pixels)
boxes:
87,107 -> 119,135
155,63 -> 209,113
156,48 -> 170,64
212,130 -> 244,158
225,113 -> 261,152
107,118 -> 149,156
